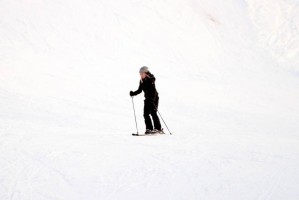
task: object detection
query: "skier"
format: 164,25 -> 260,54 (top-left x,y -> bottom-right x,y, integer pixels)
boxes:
130,66 -> 163,134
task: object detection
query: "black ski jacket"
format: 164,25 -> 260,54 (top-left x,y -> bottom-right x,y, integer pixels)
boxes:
132,73 -> 158,100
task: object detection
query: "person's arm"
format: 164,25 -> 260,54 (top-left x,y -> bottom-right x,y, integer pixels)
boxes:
131,81 -> 142,96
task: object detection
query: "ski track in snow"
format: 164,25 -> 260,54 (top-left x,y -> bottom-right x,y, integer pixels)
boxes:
1,133 -> 298,199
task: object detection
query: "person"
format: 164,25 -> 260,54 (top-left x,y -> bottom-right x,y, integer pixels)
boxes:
130,66 -> 162,134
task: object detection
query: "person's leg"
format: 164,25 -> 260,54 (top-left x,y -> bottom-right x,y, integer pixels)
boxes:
151,97 -> 161,130
144,100 -> 153,130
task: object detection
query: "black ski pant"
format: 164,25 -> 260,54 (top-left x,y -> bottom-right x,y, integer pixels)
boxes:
144,97 -> 161,130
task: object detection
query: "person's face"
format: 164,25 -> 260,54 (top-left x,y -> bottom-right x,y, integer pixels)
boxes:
140,72 -> 147,79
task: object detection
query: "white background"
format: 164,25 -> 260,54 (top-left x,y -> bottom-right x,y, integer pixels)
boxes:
1,0 -> 299,199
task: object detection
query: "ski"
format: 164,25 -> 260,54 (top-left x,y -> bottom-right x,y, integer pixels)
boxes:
132,129 -> 165,136
132,132 -> 165,136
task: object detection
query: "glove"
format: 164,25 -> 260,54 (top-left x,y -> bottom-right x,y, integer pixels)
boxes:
130,91 -> 134,96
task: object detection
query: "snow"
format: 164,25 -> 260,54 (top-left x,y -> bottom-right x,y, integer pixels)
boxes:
1,0 -> 299,199
247,0 -> 299,71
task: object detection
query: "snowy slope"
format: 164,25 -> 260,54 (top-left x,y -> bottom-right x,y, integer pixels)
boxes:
247,0 -> 299,71
1,0 -> 299,199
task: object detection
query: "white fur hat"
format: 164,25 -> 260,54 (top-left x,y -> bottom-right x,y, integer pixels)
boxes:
139,66 -> 149,73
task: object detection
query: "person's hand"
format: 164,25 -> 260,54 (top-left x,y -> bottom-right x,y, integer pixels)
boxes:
130,91 -> 134,96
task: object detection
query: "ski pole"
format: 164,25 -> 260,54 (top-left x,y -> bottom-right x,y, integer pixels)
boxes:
153,104 -> 172,135
131,96 -> 139,134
